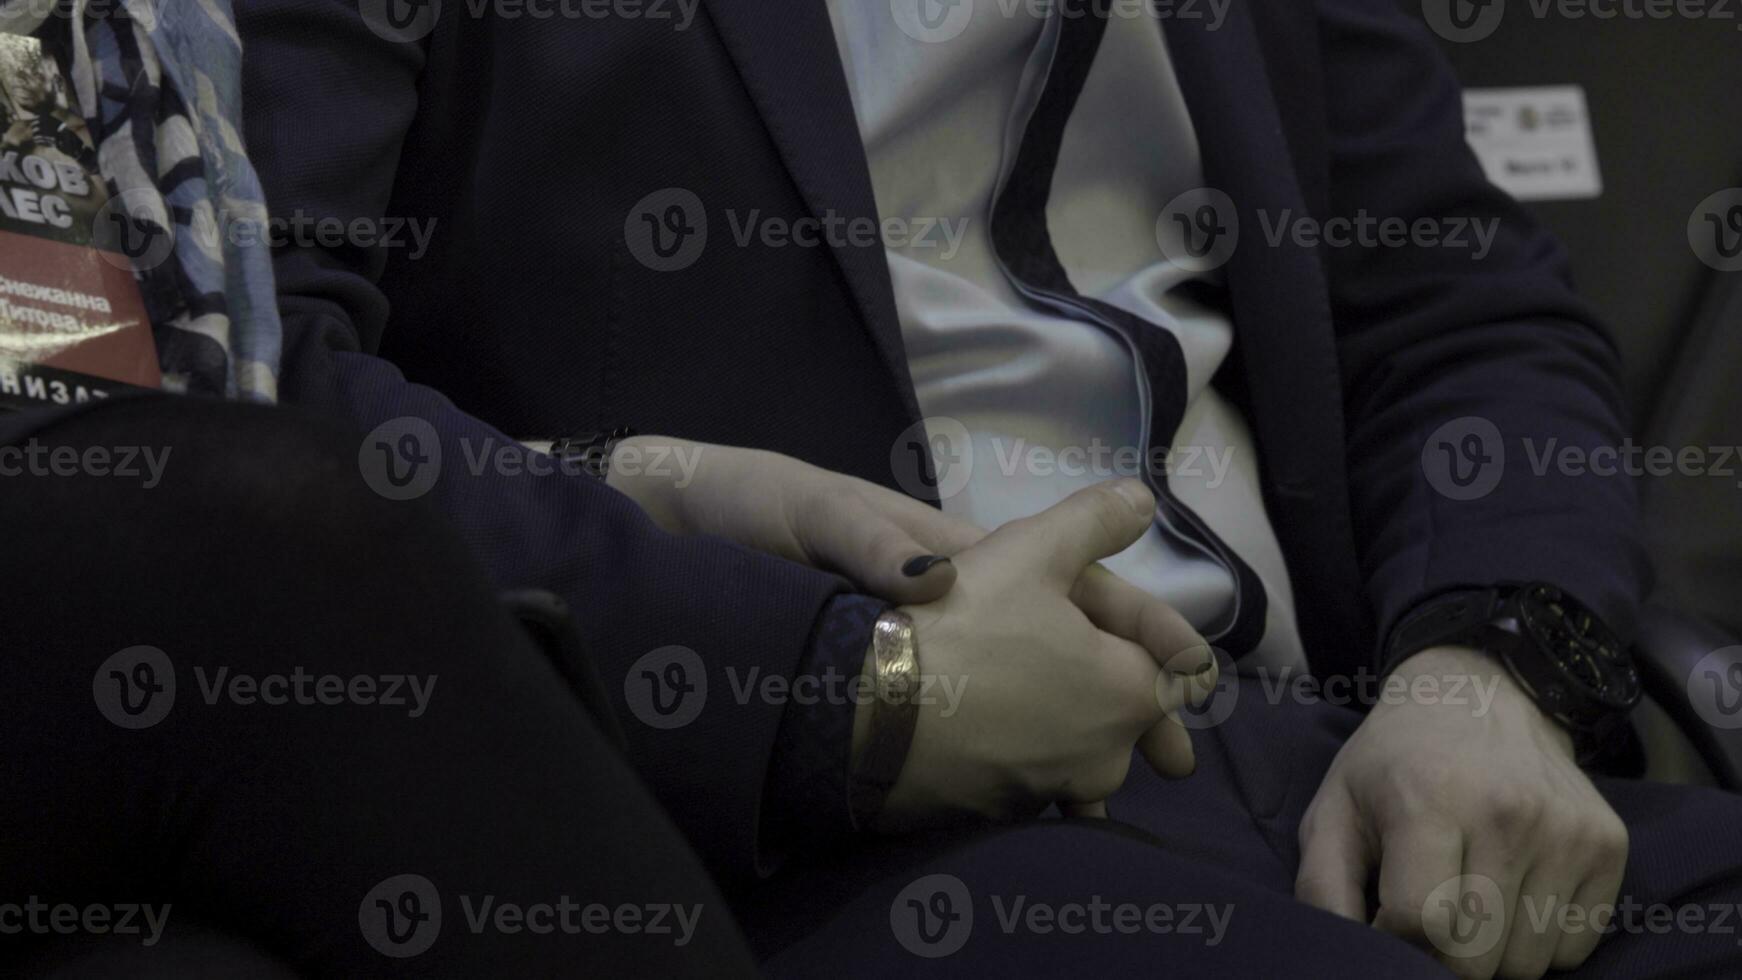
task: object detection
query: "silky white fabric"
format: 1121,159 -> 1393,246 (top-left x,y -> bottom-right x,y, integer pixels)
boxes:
825,2 -> 1305,669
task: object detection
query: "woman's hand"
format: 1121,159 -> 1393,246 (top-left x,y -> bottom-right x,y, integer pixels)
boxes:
607,435 -> 975,605
871,482 -> 1221,829
607,438 -> 1217,820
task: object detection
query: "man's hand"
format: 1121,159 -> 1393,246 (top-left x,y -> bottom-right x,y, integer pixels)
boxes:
1295,646 -> 1629,980
867,481 -> 1220,829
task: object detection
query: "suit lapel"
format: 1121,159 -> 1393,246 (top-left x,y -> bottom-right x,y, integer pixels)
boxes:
700,1 -> 1371,652
702,0 -> 922,423
1164,6 -> 1344,499
1163,5 -> 1369,656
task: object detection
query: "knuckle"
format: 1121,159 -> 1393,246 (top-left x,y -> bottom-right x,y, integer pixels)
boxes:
1003,511 -> 1049,542
1482,785 -> 1546,834
778,495 -> 831,567
1150,606 -> 1208,664
1591,814 -> 1630,865
869,525 -> 917,566
1084,486 -> 1135,540
1153,678 -> 1186,719
1371,771 -> 1437,820
1099,642 -> 1165,718
1419,905 -> 1454,943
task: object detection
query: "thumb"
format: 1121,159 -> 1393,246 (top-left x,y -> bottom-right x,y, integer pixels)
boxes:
978,480 -> 1155,589
787,490 -> 960,605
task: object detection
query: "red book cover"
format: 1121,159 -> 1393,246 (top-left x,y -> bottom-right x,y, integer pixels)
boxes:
0,33 -> 160,412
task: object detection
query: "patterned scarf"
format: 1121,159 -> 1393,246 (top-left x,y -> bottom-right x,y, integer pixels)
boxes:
3,0 -> 280,402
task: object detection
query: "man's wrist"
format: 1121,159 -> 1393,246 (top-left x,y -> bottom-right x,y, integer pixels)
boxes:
1385,644 -> 1577,757
1384,641 -> 1501,679
1383,583 -> 1641,766
1380,586 -> 1499,678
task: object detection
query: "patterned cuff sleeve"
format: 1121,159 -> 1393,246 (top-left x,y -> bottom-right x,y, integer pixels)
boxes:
759,594 -> 886,870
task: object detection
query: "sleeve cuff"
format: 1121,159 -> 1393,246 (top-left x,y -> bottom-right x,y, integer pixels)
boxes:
758,594 -> 887,871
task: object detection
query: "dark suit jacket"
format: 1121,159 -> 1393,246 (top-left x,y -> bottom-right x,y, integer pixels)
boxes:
237,0 -> 1651,877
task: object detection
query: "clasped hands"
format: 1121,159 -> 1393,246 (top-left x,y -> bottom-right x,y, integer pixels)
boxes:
606,436 -> 1627,979
607,435 -> 1219,824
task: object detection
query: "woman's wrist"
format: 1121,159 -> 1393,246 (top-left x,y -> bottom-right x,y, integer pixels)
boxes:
848,608 -> 922,829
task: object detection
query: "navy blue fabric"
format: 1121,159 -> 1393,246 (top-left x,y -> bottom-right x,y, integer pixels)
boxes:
236,0 -> 1648,685
743,678 -> 1742,976
0,397 -> 758,976
274,340 -> 865,881
235,0 -> 1649,881
764,593 -> 888,862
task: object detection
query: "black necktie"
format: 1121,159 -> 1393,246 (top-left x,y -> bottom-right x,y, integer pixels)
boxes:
989,4 -> 1268,658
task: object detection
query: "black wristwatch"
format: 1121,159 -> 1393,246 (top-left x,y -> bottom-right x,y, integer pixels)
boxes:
1384,583 -> 1642,764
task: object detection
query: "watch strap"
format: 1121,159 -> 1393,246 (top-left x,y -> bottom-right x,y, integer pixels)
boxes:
1385,583 -> 1640,767
1383,586 -> 1504,676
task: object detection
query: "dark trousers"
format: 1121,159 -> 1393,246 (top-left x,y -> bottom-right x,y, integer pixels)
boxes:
746,679 -> 1742,977
0,398 -> 755,977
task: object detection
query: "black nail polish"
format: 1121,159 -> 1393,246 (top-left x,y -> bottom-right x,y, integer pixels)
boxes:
902,555 -> 951,577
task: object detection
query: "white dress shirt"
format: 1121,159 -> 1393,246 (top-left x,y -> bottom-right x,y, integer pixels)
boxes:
825,2 -> 1306,669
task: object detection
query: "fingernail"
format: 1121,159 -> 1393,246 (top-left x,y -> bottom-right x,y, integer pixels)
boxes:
1111,479 -> 1152,515
902,555 -> 951,577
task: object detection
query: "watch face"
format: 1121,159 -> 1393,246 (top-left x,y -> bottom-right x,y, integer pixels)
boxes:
1518,584 -> 1640,710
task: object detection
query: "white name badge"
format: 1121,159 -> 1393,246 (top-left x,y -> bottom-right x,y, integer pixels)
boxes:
1463,85 -> 1604,202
